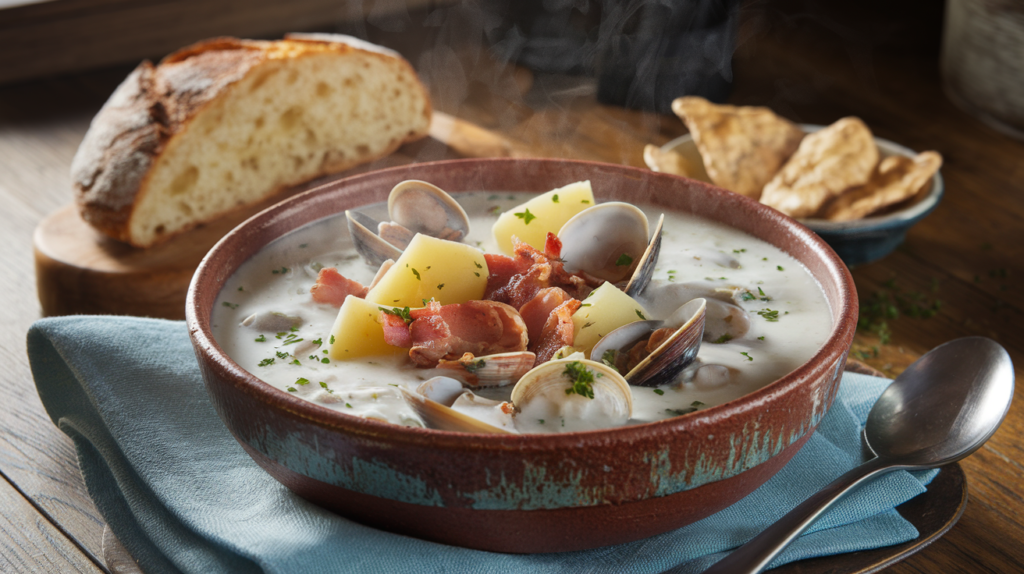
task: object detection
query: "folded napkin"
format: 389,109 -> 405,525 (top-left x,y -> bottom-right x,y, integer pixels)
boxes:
29,316 -> 937,574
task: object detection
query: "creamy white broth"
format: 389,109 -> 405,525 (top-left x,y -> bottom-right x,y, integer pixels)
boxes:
212,191 -> 832,432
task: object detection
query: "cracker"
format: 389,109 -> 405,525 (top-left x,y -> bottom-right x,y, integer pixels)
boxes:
671,97 -> 804,199
820,151 -> 942,221
759,117 -> 878,218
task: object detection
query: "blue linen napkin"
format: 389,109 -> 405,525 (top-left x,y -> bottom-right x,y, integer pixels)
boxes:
28,316 -> 937,574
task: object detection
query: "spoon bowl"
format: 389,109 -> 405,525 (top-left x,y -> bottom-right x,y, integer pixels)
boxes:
866,337 -> 1015,466
705,336 -> 1015,574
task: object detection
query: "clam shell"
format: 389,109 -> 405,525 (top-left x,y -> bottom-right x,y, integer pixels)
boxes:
624,214 -> 664,298
346,209 -> 402,266
510,358 -> 632,432
400,386 -> 512,434
388,180 -> 471,241
590,298 -> 706,388
436,351 -> 537,387
557,202 -> 650,283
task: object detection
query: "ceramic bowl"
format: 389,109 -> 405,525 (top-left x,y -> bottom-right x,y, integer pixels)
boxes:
647,127 -> 944,267
186,158 -> 857,553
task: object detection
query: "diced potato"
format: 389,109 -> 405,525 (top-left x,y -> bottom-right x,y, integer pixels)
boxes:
364,234 -> 488,307
492,180 -> 596,255
328,296 -> 408,360
571,282 -> 650,356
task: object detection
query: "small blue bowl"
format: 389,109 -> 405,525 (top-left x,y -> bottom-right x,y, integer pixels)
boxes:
647,127 -> 944,267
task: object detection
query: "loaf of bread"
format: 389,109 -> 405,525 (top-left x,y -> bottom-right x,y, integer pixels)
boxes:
71,34 -> 432,247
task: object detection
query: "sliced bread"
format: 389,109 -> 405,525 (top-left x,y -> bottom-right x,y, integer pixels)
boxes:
71,34 -> 432,247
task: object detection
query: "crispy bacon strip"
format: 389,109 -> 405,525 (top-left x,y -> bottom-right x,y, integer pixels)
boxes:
519,287 -> 573,345
310,267 -> 368,307
383,300 -> 529,367
487,234 -> 599,309
532,298 -> 582,365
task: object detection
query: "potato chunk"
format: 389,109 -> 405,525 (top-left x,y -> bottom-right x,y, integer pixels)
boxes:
328,296 -> 407,360
364,234 -> 488,308
492,181 -> 596,255
571,282 -> 650,356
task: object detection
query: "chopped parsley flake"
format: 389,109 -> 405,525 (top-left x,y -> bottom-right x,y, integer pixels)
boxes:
411,268 -> 421,280
379,306 -> 413,323
311,338 -> 322,347
653,388 -> 665,396
601,349 -> 618,371
552,194 -> 560,203
437,283 -> 445,290
635,309 -> 647,320
488,205 -> 502,216
777,265 -> 785,271
283,337 -> 304,345
712,334 -> 733,344
329,335 -> 335,344
615,253 -> 634,266
319,381 -> 333,394
222,301 -> 238,309
271,266 -> 289,275
758,336 -> 765,340
237,286 -> 244,291
474,261 -> 483,269
581,199 -> 590,204
563,361 -> 595,399
464,359 -> 486,373
287,387 -> 297,392
740,351 -> 753,361
741,291 -> 756,301
321,358 -> 330,364
258,358 -> 275,367
276,351 -> 288,359
345,402 -> 353,408
254,334 -> 266,342
474,272 -> 480,277
295,377 -> 310,386
757,309 -> 780,322
514,208 -> 537,225
733,248 -> 747,253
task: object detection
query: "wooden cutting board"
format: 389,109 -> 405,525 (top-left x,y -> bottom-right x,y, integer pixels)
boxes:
33,112 -> 520,320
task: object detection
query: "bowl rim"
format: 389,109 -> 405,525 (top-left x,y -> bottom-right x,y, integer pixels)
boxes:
654,124 -> 945,233
186,157 -> 857,453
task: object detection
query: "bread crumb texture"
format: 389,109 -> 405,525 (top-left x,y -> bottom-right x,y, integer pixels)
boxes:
71,36 -> 431,247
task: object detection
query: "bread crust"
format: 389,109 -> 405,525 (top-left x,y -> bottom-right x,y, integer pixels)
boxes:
71,36 -> 431,246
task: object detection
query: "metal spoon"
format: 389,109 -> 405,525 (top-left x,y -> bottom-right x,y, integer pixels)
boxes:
703,336 -> 1015,574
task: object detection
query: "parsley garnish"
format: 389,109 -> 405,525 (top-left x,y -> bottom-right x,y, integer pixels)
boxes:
271,266 -> 289,275
290,359 -> 301,365
329,335 -> 335,344
287,387 -> 297,392
514,208 -> 536,225
222,301 -> 238,309
464,359 -> 486,373
345,402 -> 353,408
411,268 -> 421,280
581,199 -> 590,204
740,351 -> 753,361
563,361 -> 595,399
635,309 -> 647,320
777,265 -> 784,271
437,283 -> 445,290
276,351 -> 288,359
758,336 -> 765,340
295,377 -> 310,386
653,388 -> 665,396
474,261 -> 483,268
601,349 -> 618,371
741,291 -> 756,301
254,334 -> 266,342
733,248 -> 747,253
712,334 -> 733,344
319,381 -> 333,394
488,205 -> 502,216
321,358 -> 330,364
379,306 -> 413,323
552,194 -> 560,203
757,309 -> 780,322
615,253 -> 634,267
258,358 -> 275,367
311,338 -> 322,347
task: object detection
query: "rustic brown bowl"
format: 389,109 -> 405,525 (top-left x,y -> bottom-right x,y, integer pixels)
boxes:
186,158 -> 857,554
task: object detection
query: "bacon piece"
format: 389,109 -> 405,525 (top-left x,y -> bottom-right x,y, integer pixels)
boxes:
519,287 -> 573,344
380,311 -> 414,348
483,253 -> 525,299
402,300 -> 529,367
487,236 -> 599,310
532,298 -> 582,365
310,267 -> 368,307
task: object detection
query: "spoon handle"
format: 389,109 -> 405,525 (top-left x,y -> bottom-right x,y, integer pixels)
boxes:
702,456 -> 893,574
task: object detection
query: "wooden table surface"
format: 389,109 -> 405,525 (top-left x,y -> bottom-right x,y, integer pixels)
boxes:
1,2 -> 1021,572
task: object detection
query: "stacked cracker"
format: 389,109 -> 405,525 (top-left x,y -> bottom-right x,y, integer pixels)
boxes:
648,97 -> 941,221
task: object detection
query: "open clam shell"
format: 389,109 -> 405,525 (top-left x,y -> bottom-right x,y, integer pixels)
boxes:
590,298 -> 706,388
388,180 -> 471,241
509,358 -> 633,432
557,203 -> 663,296
346,210 -> 402,266
435,351 -> 537,387
348,180 -> 471,266
400,380 -> 513,434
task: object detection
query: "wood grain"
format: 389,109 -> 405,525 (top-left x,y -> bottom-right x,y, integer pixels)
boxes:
0,473 -> 104,573
0,1 -> 1021,573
